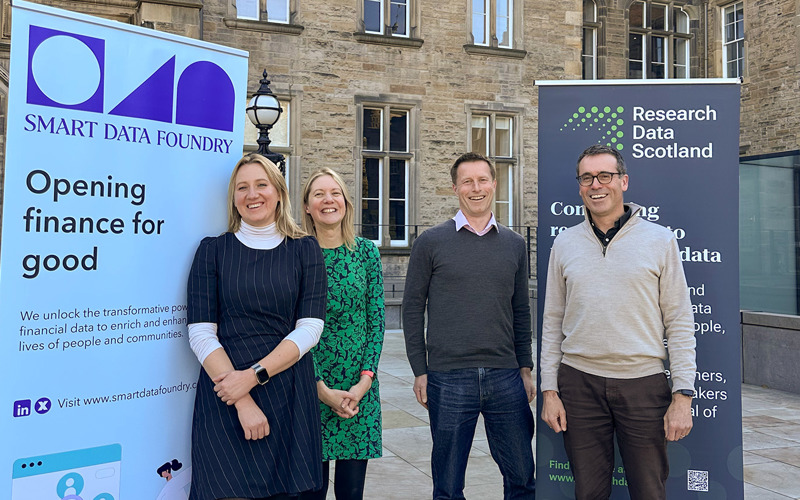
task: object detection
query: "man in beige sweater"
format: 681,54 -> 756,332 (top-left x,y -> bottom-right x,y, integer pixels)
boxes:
540,144 -> 696,500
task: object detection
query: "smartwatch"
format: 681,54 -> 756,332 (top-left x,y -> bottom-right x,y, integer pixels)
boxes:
674,389 -> 695,397
251,363 -> 270,385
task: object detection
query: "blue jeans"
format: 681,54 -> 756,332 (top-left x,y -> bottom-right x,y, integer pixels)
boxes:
427,368 -> 536,500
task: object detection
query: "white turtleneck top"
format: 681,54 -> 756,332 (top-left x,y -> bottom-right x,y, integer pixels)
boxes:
187,221 -> 325,364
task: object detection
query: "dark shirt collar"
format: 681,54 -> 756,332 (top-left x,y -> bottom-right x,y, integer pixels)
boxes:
589,205 -> 633,247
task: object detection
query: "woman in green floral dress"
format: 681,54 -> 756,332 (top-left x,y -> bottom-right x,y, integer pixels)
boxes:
301,168 -> 385,500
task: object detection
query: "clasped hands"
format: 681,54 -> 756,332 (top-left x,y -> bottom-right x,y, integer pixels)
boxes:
213,369 -> 269,440
317,379 -> 371,419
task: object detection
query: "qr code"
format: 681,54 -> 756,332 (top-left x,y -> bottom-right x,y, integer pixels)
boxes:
688,469 -> 709,492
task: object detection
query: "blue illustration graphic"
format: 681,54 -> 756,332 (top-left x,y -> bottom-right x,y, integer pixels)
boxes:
11,444 -> 121,500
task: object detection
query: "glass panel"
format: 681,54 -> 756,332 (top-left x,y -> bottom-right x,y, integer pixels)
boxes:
266,0 -> 289,23
389,159 -> 406,199
237,0 -> 259,20
270,100 -> 289,147
390,0 -> 407,35
739,153 -> 800,315
389,158 -> 407,243
495,117 -> 512,157
649,36 -> 665,79
364,0 -> 382,33
495,163 -> 511,226
583,0 -> 596,23
363,108 -> 382,150
472,0 -> 487,45
630,1 -> 644,28
628,33 -> 643,79
389,110 -> 408,152
673,8 -> 688,33
389,201 -> 406,240
361,158 -> 381,241
673,39 -> 687,78
363,158 -> 381,199
651,4 -> 666,30
582,27 -> 596,79
471,116 -> 488,154
497,16 -> 510,47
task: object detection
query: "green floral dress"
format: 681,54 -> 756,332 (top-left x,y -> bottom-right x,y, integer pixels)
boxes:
312,237 -> 385,461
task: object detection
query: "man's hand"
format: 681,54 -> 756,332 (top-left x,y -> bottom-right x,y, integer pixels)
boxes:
664,393 -> 693,441
520,367 -> 536,403
541,390 -> 567,433
413,374 -> 428,409
235,396 -> 270,440
213,369 -> 257,405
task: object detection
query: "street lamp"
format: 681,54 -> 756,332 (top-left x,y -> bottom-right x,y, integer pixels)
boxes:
246,69 -> 285,175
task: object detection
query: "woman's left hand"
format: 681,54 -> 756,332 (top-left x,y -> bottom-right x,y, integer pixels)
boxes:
213,369 -> 256,405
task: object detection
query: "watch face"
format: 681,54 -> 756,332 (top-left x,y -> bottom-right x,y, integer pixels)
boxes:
254,365 -> 269,384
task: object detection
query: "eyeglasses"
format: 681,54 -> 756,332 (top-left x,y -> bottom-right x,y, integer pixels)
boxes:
576,171 -> 621,186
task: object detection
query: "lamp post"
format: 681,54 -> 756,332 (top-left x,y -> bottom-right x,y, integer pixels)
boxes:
246,70 -> 286,175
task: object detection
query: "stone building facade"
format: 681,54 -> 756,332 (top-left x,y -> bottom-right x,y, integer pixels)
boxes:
1,0 -> 799,332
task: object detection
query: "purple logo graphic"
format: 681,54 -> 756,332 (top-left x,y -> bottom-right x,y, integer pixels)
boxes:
35,397 -> 51,415
13,399 -> 31,417
27,25 -> 105,112
26,25 -> 236,132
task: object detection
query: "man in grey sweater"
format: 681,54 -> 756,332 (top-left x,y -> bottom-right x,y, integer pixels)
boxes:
403,152 -> 535,500
540,144 -> 696,500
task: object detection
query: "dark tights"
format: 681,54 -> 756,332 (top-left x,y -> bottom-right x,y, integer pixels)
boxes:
299,460 -> 368,500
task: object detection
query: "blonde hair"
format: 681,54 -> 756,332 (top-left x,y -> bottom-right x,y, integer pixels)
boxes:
227,154 -> 305,239
301,168 -> 356,250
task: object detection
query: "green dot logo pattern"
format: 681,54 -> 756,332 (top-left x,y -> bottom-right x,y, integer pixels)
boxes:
560,105 -> 625,151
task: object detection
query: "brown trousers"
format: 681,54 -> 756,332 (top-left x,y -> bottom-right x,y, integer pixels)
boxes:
558,364 -> 672,500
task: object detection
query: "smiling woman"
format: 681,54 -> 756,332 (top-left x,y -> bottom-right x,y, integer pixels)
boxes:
185,154 -> 328,500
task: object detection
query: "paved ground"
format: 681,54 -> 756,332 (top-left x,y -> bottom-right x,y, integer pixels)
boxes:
322,330 -> 800,499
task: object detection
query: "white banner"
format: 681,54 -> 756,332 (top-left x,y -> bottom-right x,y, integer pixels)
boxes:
0,2 -> 247,497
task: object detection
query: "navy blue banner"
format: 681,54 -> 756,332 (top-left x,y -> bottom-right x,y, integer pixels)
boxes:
536,81 -> 743,499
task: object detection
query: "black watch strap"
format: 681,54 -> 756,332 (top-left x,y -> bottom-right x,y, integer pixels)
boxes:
674,389 -> 695,397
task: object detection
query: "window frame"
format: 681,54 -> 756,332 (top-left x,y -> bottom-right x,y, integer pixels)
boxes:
627,1 -> 692,80
227,0 -> 303,35
465,104 -> 523,228
582,0 -> 599,80
721,1 -> 745,79
355,98 -> 420,249
357,0 -> 420,43
466,0 -> 524,53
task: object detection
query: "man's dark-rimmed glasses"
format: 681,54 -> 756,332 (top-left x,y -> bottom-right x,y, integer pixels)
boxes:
576,171 -> 622,187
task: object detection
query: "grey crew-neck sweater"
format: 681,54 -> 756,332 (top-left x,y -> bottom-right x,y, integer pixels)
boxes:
402,219 -> 533,376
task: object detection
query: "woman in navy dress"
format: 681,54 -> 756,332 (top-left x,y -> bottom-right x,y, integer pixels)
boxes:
186,154 -> 327,500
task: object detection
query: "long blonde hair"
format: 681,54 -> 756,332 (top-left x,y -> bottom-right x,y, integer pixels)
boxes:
227,154 -> 305,239
301,168 -> 356,250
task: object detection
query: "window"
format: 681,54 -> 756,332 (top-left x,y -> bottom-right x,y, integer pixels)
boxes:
468,109 -> 520,227
740,151 -> 800,314
357,102 -> 418,247
470,0 -> 514,48
363,0 -> 409,36
722,2 -> 744,78
628,1 -> 691,79
582,0 -> 598,79
237,0 -> 290,22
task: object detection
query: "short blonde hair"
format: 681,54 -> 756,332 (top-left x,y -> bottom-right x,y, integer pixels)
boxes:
301,168 -> 356,250
227,154 -> 305,239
